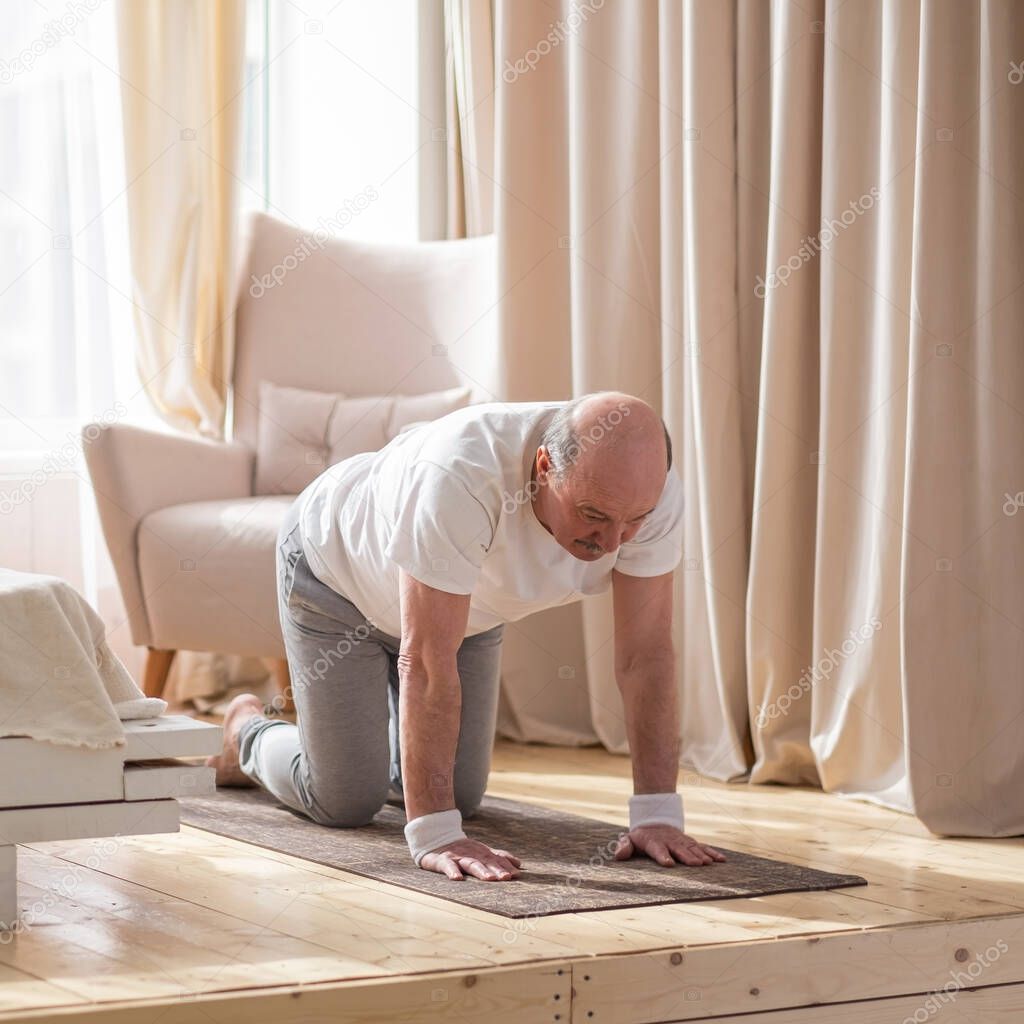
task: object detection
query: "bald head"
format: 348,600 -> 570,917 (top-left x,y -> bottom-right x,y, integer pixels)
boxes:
540,391 -> 672,480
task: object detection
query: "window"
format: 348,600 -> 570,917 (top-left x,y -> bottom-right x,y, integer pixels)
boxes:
242,0 -> 432,243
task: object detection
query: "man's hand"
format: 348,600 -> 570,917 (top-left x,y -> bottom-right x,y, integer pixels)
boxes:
419,837 -> 523,881
613,824 -> 726,867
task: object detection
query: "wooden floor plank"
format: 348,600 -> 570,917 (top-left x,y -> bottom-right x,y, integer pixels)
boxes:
570,888 -> 933,949
0,962 -> 80,1017
12,857 -> 393,992
0,961 -> 572,1024
822,877 -> 1024,922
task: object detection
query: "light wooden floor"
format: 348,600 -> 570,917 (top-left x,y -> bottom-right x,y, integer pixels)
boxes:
2,738 -> 1024,1023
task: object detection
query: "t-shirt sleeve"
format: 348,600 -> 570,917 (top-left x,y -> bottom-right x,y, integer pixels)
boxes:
383,460 -> 494,595
613,466 -> 685,577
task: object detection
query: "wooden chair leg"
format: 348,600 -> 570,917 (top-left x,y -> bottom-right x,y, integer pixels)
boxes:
266,658 -> 295,714
142,648 -> 176,699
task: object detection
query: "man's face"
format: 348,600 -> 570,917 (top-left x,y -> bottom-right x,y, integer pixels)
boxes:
532,448 -> 665,560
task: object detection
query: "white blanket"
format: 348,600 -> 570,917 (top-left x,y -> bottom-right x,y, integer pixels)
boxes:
0,569 -> 166,749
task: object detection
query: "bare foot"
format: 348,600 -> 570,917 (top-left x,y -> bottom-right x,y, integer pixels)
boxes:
206,693 -> 267,787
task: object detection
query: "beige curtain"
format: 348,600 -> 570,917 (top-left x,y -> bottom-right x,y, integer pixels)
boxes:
115,0 -> 245,439
490,0 -> 1024,837
444,0 -> 497,237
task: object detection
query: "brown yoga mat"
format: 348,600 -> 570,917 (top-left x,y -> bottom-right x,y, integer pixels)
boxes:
178,788 -> 867,918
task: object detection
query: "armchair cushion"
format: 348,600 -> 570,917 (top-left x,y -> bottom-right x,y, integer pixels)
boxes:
254,380 -> 473,495
137,495 -> 294,659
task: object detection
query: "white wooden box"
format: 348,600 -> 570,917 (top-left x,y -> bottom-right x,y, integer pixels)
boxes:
0,715 -> 222,929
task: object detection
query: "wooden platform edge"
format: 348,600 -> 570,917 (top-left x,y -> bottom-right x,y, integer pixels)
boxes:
683,979 -> 1024,1022
571,913 -> 1024,1023
0,959 -> 574,1024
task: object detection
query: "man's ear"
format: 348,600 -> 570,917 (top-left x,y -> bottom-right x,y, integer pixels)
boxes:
535,445 -> 552,481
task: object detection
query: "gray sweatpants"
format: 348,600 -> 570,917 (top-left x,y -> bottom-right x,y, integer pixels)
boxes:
238,497 -> 505,827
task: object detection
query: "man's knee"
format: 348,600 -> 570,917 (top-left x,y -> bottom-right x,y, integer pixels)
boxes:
455,782 -> 487,820
307,782 -> 485,826
308,793 -> 384,829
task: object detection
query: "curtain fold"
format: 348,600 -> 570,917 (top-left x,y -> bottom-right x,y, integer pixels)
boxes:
885,0 -> 1024,834
444,0 -> 497,237
739,0 -> 825,789
115,0 -> 245,439
489,0 -> 1024,836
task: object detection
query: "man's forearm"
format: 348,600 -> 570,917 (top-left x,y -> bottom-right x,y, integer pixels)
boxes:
618,655 -> 681,795
397,652 -> 461,820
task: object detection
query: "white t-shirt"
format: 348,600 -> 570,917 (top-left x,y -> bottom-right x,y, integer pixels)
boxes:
297,400 -> 685,638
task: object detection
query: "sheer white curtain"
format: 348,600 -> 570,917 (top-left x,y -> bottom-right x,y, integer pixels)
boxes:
0,0 -> 160,679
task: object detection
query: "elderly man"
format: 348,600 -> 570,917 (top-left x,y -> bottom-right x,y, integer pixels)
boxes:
209,391 -> 725,881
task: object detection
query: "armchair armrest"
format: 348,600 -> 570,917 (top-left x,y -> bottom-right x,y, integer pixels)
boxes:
83,422 -> 254,646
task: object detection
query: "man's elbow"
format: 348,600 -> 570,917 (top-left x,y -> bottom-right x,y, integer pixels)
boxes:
615,648 -> 675,682
397,643 -> 460,694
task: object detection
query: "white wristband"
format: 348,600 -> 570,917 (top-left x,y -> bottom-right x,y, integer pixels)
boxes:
404,808 -> 466,866
629,792 -> 684,831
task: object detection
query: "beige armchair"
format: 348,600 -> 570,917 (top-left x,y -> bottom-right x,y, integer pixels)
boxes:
84,212 -> 499,699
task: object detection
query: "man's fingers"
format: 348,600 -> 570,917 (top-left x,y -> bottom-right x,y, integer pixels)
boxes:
486,855 -> 516,878
595,829 -> 726,869
459,857 -> 512,881
488,853 -> 520,876
438,855 -> 464,880
420,842 -> 524,881
637,837 -> 698,866
670,842 -> 713,866
464,858 -> 491,879
646,839 -> 676,866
